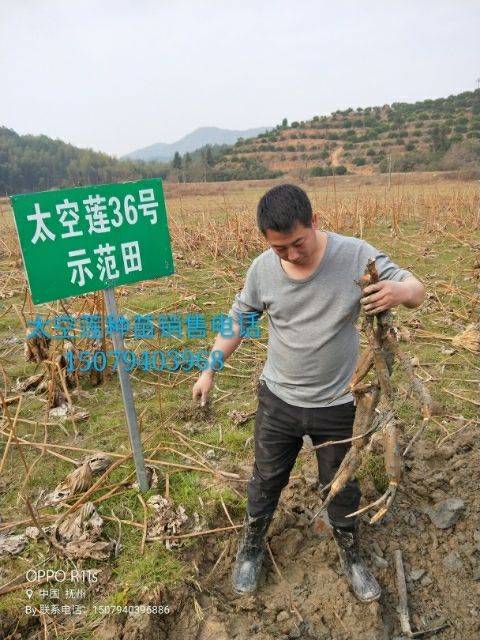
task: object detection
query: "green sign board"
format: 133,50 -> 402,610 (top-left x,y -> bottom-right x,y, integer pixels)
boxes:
10,178 -> 174,304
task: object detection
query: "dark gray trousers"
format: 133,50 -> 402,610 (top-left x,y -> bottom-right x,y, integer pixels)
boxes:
247,379 -> 361,528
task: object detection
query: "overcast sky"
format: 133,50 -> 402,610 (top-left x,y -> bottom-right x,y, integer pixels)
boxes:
1,1 -> 478,157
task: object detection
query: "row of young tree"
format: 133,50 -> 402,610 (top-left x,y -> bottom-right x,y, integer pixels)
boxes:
233,90 -> 480,154
168,145 -> 281,182
273,90 -> 480,132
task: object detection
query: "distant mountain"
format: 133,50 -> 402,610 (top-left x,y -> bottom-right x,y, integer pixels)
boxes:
123,126 -> 270,161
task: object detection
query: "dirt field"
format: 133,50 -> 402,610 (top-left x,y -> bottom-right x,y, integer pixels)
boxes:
0,171 -> 479,639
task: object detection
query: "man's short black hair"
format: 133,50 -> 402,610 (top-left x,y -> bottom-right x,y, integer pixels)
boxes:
257,183 -> 312,235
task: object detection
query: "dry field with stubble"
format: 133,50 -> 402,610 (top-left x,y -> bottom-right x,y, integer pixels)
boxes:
0,171 -> 479,640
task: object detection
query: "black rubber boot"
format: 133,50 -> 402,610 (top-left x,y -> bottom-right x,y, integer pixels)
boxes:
231,512 -> 273,595
332,522 -> 381,603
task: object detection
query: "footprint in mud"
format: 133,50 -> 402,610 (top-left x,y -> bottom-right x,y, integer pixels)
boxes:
220,514 -> 386,640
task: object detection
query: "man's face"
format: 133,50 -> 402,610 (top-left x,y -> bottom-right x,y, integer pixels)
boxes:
264,220 -> 318,265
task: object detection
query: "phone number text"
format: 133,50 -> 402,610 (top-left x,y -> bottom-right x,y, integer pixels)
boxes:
66,349 -> 224,372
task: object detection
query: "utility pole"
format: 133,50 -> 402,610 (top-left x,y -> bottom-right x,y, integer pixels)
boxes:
388,155 -> 392,189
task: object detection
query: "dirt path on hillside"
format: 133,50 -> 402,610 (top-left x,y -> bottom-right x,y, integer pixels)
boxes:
330,146 -> 344,167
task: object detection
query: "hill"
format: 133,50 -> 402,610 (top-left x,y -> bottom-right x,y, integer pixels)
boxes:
123,126 -> 270,161
209,90 -> 480,180
0,127 -> 170,195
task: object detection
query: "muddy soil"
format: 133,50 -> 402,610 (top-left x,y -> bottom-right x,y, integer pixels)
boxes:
3,423 -> 479,640
102,423 -> 479,640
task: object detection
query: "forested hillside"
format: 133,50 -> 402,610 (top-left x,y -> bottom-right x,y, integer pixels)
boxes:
0,127 -> 169,194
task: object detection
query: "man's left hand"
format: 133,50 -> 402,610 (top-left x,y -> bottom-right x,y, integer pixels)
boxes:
361,281 -> 409,315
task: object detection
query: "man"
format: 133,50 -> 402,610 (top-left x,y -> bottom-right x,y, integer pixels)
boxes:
192,183 -> 425,602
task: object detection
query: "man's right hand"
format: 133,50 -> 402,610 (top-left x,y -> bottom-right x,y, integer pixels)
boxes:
192,369 -> 215,406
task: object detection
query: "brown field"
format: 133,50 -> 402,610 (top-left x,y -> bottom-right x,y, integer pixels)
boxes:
0,171 -> 479,639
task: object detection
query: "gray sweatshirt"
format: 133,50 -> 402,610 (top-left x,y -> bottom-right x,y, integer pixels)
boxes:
228,231 -> 413,408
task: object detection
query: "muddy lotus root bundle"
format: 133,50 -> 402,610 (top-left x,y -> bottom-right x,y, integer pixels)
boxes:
312,257 -> 440,525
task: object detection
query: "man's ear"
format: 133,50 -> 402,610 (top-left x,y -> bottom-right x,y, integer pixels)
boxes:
311,213 -> 318,229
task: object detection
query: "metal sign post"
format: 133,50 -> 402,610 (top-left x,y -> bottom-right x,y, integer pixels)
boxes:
103,287 -> 149,492
10,178 -> 174,493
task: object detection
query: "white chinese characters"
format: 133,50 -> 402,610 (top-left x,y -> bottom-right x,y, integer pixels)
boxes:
84,195 -> 111,234
27,203 -> 56,243
67,249 -> 93,286
67,241 -> 143,287
26,188 -> 160,244
56,199 -> 82,238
